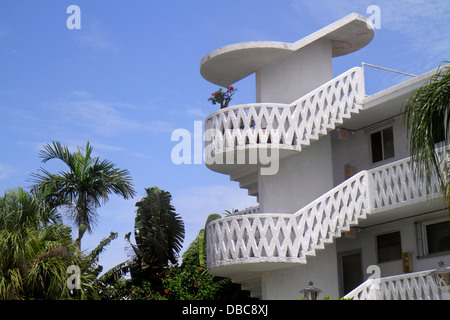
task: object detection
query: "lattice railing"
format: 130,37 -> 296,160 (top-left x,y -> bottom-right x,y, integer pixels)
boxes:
343,269 -> 449,300
370,148 -> 446,212
207,149 -> 448,271
207,171 -> 370,268
204,67 -> 365,160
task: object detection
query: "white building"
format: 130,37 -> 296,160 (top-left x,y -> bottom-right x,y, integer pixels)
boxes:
200,13 -> 450,300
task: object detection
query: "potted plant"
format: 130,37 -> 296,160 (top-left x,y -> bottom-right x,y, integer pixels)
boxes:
208,85 -> 237,109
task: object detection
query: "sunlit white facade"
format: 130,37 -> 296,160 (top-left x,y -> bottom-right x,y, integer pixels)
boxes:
201,13 -> 450,300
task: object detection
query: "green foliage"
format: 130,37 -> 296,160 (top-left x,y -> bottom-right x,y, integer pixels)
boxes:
134,187 -> 185,266
162,234 -> 252,300
403,62 -> 450,205
0,187 -> 106,299
124,187 -> 185,289
1,151 -> 252,301
208,86 -> 237,109
161,238 -> 223,300
104,234 -> 252,300
99,210 -> 252,300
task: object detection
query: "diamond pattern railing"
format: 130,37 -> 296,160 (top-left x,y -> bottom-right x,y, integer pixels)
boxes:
207,149 -> 447,272
343,268 -> 450,300
370,147 -> 446,212
207,171 -> 370,268
204,67 -> 365,161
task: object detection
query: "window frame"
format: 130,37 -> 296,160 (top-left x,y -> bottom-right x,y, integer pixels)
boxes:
421,218 -> 450,256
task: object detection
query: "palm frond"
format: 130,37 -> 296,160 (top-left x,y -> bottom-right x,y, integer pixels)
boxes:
134,187 -> 185,266
95,261 -> 129,286
39,141 -> 74,167
85,231 -> 118,268
403,62 -> 450,203
29,141 -> 136,248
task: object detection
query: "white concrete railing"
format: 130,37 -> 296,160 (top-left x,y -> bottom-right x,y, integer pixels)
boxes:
204,67 -> 365,160
343,268 -> 450,300
207,171 -> 370,268
207,150 -> 446,271
370,149 -> 443,212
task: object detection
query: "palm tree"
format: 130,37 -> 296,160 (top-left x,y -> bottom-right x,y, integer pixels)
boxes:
30,141 -> 136,248
0,187 -> 123,299
403,62 -> 450,203
125,187 -> 184,285
0,187 -> 80,299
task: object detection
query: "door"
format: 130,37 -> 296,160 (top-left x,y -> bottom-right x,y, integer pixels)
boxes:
339,250 -> 363,296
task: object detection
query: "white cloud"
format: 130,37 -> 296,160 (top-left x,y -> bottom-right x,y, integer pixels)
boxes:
0,24 -> 11,39
127,152 -> 151,159
73,20 -> 118,52
44,94 -> 175,137
0,163 -> 17,180
291,0 -> 450,63
69,90 -> 92,99
62,139 -> 126,153
185,107 -> 206,118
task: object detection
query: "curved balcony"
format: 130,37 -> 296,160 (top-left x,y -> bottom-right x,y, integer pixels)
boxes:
204,67 -> 365,177
206,149 -> 447,277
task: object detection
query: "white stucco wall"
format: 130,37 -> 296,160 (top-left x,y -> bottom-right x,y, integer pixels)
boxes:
258,134 -> 334,214
330,115 -> 409,187
336,210 -> 450,291
257,112 -> 450,299
261,243 -> 340,300
258,210 -> 450,300
255,39 -> 333,104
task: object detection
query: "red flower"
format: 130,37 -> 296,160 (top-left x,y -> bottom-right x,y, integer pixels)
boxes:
164,289 -> 169,294
194,281 -> 198,286
148,294 -> 151,298
212,93 -> 215,96
199,268 -> 203,272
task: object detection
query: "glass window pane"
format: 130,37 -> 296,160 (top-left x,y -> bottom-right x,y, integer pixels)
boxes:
383,127 -> 395,159
377,231 -> 402,263
371,131 -> 383,163
426,221 -> 450,254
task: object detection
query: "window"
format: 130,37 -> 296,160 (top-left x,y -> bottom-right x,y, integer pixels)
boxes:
377,231 -> 402,263
424,220 -> 450,255
370,127 -> 394,163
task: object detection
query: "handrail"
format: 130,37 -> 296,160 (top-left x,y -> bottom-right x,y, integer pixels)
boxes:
207,170 -> 370,268
207,148 -> 448,271
204,67 -> 365,159
343,268 -> 450,300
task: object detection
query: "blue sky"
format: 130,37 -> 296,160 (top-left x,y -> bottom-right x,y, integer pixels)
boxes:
1,0 -> 449,272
